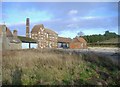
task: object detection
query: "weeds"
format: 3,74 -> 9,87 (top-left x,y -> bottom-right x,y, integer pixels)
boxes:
2,49 -> 120,85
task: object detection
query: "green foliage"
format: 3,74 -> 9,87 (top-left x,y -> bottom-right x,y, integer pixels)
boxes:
2,49 -> 120,85
83,31 -> 118,43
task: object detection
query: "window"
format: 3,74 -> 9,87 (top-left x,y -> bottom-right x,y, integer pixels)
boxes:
47,34 -> 48,38
81,43 -> 83,47
40,27 -> 44,31
35,37 -> 37,39
41,29 -> 44,31
41,31 -> 43,34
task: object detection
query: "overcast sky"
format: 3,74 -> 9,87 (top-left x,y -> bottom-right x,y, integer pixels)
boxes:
1,2 -> 118,38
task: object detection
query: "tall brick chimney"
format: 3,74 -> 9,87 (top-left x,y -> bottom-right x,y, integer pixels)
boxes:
26,18 -> 30,37
13,30 -> 17,38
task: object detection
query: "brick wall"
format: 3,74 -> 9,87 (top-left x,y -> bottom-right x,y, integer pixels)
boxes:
31,29 -> 58,48
70,42 -> 87,49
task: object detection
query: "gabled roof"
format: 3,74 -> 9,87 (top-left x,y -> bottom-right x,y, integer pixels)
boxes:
58,37 -> 72,43
0,25 -> 13,37
45,28 -> 57,35
72,37 -> 87,43
8,37 -> 22,43
31,24 -> 58,35
18,36 -> 37,43
31,24 -> 44,33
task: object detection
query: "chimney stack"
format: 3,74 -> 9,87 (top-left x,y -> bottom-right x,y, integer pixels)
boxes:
2,25 -> 7,36
13,30 -> 17,38
26,18 -> 30,37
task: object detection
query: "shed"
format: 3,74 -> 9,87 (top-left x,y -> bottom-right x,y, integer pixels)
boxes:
18,36 -> 38,49
70,37 -> 87,49
57,37 -> 72,48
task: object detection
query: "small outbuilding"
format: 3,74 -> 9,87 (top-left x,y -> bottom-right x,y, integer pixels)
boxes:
18,36 -> 38,49
0,25 -> 22,50
70,36 -> 87,49
57,37 -> 72,48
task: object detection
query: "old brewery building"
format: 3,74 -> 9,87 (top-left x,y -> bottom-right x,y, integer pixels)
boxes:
0,18 -> 87,50
25,18 -> 58,49
31,24 -> 58,48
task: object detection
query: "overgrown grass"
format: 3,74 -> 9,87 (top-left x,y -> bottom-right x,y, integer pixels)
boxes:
2,49 -> 120,85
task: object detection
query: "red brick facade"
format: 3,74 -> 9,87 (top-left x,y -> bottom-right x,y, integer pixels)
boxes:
70,37 -> 87,49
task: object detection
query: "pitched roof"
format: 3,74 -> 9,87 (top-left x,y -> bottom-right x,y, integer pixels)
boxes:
58,37 -> 72,43
31,24 -> 57,35
18,36 -> 37,43
0,25 -> 13,37
72,37 -> 87,43
78,37 -> 87,43
8,37 -> 21,43
45,28 -> 57,35
31,24 -> 44,33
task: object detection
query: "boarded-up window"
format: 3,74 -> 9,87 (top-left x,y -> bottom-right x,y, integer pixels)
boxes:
22,43 -> 29,49
31,43 -> 38,49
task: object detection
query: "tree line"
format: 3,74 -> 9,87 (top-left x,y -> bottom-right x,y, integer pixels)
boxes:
78,31 -> 119,43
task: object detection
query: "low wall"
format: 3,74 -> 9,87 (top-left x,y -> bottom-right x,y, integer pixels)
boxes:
9,43 -> 22,50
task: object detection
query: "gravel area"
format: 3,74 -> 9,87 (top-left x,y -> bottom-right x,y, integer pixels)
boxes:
58,47 -> 120,65
88,47 -> 120,65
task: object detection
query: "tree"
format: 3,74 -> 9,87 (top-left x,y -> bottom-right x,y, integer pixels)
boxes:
104,30 -> 117,39
77,31 -> 84,37
104,30 -> 110,36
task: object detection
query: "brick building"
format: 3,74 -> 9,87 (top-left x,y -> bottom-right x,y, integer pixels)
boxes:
70,36 -> 87,49
31,24 -> 58,48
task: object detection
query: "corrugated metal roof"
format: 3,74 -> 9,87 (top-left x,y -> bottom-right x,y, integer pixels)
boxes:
58,37 -> 72,43
18,36 -> 37,43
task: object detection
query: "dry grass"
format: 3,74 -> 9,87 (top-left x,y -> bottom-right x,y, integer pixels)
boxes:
2,49 -> 120,85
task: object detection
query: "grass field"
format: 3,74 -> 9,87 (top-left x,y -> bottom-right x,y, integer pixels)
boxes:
2,49 -> 120,85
